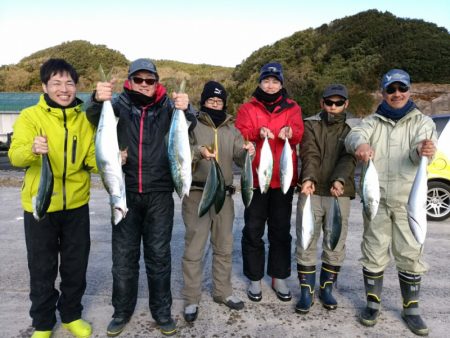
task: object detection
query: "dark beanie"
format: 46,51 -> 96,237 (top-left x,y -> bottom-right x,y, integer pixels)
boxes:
200,81 -> 227,107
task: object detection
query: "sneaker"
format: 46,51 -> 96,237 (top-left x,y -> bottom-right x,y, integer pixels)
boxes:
272,278 -> 292,302
31,331 -> 52,338
62,319 -> 92,338
213,295 -> 245,310
247,280 -> 262,302
184,304 -> 199,323
106,317 -> 130,337
157,317 -> 177,336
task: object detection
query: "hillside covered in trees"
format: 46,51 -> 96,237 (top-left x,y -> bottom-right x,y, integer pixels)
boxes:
0,10 -> 449,116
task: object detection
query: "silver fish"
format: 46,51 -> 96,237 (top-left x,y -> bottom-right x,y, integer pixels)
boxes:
32,153 -> 54,221
95,100 -> 127,225
198,159 -> 219,217
280,137 -> 293,194
214,159 -> 226,214
241,148 -> 253,208
361,159 -> 380,221
257,136 -> 273,193
407,156 -> 428,245
301,194 -> 315,250
326,197 -> 342,251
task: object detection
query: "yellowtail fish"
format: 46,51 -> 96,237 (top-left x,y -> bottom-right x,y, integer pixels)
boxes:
361,159 -> 380,221
280,137 -> 293,194
326,197 -> 342,250
32,153 -> 54,221
407,156 -> 428,245
214,159 -> 226,214
198,158 -> 219,217
258,136 -> 273,193
95,99 -> 128,225
241,148 -> 253,208
301,194 -> 315,250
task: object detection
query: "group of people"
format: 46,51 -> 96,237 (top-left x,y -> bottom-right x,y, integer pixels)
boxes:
8,57 -> 436,338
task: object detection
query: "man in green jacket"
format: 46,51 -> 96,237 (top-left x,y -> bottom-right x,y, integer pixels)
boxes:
9,59 -> 97,338
345,69 -> 436,336
295,84 -> 356,314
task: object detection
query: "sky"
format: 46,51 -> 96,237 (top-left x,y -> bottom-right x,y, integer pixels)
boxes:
1,0 -> 449,68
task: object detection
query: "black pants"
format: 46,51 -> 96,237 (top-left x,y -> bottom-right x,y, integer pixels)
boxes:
242,187 -> 294,281
111,191 -> 174,323
24,205 -> 91,331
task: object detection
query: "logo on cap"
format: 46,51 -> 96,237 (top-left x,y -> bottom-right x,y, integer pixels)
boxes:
214,88 -> 222,95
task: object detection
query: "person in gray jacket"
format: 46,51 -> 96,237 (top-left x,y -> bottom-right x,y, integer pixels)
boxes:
295,84 -> 356,314
345,69 -> 436,336
182,81 -> 254,323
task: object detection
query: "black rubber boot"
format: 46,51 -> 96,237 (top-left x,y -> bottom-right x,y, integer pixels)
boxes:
359,268 -> 383,327
319,263 -> 340,310
399,272 -> 429,336
295,265 -> 316,314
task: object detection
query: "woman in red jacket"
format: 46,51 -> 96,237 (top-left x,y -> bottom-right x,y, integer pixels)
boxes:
235,62 -> 304,302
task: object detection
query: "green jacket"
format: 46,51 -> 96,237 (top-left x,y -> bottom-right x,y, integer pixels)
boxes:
191,111 -> 246,188
8,95 -> 97,212
300,111 -> 357,198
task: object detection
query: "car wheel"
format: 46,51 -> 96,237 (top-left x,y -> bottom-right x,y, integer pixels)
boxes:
427,181 -> 450,221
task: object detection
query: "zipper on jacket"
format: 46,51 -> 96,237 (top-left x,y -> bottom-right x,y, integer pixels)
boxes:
72,135 -> 77,164
214,128 -> 219,162
138,108 -> 147,193
62,109 -> 68,209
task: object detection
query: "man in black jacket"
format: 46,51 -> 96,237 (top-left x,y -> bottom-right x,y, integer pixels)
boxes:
86,58 -> 197,337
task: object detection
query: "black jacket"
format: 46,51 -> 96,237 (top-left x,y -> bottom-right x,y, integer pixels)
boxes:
86,83 -> 197,193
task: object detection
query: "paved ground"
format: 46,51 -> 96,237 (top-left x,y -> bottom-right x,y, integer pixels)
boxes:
0,171 -> 449,338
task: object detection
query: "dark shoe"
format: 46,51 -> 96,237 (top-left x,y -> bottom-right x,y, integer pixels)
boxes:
247,289 -> 262,302
272,286 -> 292,302
157,317 -> 177,336
183,305 -> 198,323
401,310 -> 429,336
107,317 -> 129,337
359,306 -> 380,327
213,296 -> 245,310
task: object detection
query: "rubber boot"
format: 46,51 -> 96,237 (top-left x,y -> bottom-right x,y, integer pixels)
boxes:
359,268 -> 383,326
295,265 -> 316,314
399,272 -> 429,336
319,263 -> 340,310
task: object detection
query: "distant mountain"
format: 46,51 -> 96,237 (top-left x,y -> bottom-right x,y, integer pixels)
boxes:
231,9 -> 450,116
1,10 -> 449,116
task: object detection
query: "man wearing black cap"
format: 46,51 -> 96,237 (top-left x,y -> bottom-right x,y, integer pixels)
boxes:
181,81 -> 255,323
86,58 -> 197,337
295,84 -> 356,315
345,69 -> 436,336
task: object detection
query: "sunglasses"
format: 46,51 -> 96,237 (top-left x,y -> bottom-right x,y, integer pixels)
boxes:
324,99 -> 346,107
385,84 -> 409,94
132,77 -> 157,85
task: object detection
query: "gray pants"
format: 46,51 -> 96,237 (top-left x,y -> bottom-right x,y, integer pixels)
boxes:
296,194 -> 350,266
181,190 -> 234,305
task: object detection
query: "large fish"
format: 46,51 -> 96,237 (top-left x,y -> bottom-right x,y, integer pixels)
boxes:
300,194 -> 315,250
326,197 -> 342,251
214,159 -> 226,214
32,153 -> 54,221
280,137 -> 293,194
95,99 -> 127,225
168,82 -> 192,199
241,148 -> 253,208
258,136 -> 273,193
198,159 -> 219,217
361,159 -> 380,221
438,117 -> 450,160
407,156 -> 428,245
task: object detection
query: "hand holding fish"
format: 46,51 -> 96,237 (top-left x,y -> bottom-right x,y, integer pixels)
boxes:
301,180 -> 315,195
32,136 -> 48,155
355,143 -> 374,162
260,127 -> 274,139
330,180 -> 344,197
172,92 -> 189,110
278,126 -> 292,140
243,142 -> 255,156
94,80 -> 116,102
418,139 -> 436,158
200,146 -> 216,160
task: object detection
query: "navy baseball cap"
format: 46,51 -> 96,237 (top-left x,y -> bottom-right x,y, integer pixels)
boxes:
381,69 -> 410,89
128,58 -> 159,80
259,62 -> 284,84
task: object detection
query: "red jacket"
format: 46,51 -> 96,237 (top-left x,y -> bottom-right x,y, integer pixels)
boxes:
235,96 -> 304,189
